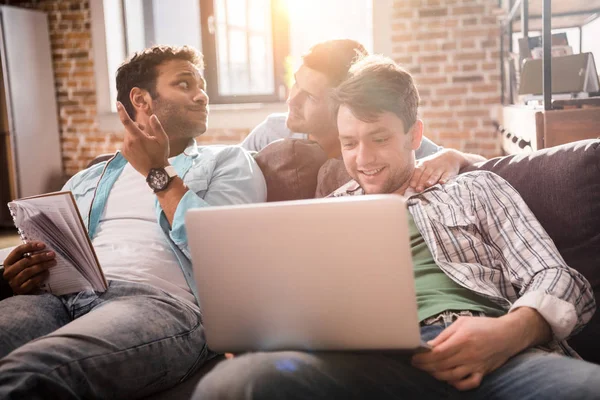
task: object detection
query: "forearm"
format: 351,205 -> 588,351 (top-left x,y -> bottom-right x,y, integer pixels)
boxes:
155,177 -> 189,227
447,149 -> 486,170
500,307 -> 552,355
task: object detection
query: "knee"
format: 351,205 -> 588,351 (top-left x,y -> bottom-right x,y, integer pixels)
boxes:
193,352 -> 335,400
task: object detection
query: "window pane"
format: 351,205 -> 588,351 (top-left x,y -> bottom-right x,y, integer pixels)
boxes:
216,22 -> 230,95
249,34 -> 274,94
152,0 -> 201,50
123,0 -> 145,54
103,0 -> 126,111
226,0 -> 247,28
248,0 -> 268,32
224,29 -> 249,95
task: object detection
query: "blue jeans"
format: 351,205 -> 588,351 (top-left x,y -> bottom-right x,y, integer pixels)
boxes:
193,319 -> 600,399
0,280 -> 210,399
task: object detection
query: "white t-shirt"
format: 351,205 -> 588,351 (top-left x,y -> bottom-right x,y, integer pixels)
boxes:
91,163 -> 196,306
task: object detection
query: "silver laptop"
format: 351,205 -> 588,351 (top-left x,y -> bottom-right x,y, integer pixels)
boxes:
185,195 -> 428,353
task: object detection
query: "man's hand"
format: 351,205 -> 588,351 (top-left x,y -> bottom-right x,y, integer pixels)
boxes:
117,101 -> 170,177
409,149 -> 487,192
411,308 -> 551,391
3,242 -> 56,295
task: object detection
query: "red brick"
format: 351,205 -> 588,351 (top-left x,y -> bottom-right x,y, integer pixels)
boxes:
419,54 -> 448,64
442,42 -> 457,51
392,33 -> 414,43
437,87 -> 469,96
451,5 -> 485,15
462,17 -> 478,26
472,84 -> 499,93
454,52 -> 486,61
460,40 -> 477,49
417,76 -> 448,85
456,109 -> 491,117
416,30 -> 449,40
453,75 -> 484,83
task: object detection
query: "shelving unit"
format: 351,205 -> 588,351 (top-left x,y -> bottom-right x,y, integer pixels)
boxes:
499,0 -> 600,154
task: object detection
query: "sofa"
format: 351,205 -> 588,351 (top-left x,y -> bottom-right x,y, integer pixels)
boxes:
1,138 -> 599,399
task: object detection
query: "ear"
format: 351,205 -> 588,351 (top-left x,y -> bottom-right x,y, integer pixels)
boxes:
129,87 -> 153,119
409,119 -> 424,151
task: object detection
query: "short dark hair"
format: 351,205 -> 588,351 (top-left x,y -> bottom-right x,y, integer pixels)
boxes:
116,45 -> 204,119
331,55 -> 420,132
302,39 -> 368,87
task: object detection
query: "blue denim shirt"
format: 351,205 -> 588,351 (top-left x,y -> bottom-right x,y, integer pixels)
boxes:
62,142 -> 267,305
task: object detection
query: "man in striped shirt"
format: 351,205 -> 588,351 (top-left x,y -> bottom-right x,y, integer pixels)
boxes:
194,55 -> 599,399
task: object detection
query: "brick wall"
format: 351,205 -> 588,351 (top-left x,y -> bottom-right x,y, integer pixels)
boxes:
12,0 -> 502,177
392,0 -> 502,157
9,0 -> 248,177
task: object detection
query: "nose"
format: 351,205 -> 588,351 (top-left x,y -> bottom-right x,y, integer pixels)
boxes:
355,143 -> 376,167
286,84 -> 300,108
193,88 -> 209,105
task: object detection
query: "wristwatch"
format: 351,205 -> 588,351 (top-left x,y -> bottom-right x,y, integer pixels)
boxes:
146,166 -> 177,192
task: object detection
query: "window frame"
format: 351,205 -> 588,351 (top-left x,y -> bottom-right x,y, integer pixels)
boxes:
199,0 -> 289,104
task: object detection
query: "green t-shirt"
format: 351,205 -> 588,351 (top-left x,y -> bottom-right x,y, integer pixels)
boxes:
407,211 -> 506,322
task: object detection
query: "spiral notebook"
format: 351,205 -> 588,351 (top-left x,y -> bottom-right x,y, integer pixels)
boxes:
7,191 -> 107,295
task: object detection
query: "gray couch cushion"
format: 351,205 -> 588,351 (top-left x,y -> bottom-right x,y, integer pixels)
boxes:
463,139 -> 600,362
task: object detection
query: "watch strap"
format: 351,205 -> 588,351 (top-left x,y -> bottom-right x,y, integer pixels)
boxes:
164,165 -> 177,178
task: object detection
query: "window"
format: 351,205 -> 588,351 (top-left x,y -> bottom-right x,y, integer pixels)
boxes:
91,0 -> 374,122
200,0 -> 289,103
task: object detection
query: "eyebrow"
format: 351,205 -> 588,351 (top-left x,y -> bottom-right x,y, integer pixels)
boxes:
293,73 -> 318,97
175,71 -> 196,79
174,71 -> 206,86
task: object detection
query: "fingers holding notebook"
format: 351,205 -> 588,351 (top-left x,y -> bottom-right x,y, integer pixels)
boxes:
3,242 -> 57,295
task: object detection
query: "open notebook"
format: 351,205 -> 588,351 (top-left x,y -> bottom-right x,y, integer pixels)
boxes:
7,191 -> 106,295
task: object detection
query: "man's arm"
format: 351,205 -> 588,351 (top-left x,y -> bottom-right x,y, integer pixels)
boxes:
162,146 -> 267,259
469,171 -> 595,338
240,113 -> 290,152
412,307 -> 551,391
410,138 -> 487,192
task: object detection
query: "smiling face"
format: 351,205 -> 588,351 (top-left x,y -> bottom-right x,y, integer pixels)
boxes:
286,65 -> 338,143
148,59 -> 209,142
338,105 -> 423,195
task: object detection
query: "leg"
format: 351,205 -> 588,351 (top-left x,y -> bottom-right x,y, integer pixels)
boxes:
0,281 -> 211,400
466,349 -> 600,400
194,351 -> 457,400
0,294 -> 70,358
194,325 -> 457,400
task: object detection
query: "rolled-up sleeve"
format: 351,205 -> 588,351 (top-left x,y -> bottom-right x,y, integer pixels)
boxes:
165,146 -> 267,258
470,172 -> 595,340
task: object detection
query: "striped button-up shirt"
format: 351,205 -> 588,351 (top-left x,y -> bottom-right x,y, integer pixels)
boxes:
330,171 -> 595,355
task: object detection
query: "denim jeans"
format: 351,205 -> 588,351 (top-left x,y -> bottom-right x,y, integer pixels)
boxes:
0,280 -> 211,400
193,312 -> 600,400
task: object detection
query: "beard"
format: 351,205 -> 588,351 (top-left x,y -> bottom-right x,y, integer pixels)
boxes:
151,96 -> 207,140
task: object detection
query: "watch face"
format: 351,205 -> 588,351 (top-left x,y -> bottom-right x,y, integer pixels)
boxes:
147,168 -> 169,191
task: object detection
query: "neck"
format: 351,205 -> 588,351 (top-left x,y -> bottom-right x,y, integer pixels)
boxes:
169,138 -> 192,157
392,181 -> 411,197
309,133 -> 341,159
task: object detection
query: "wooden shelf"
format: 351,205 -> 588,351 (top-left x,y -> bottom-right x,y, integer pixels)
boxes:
501,104 -> 600,154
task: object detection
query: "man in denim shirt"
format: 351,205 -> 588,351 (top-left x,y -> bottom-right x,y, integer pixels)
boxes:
0,45 -> 266,399
194,56 -> 599,399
